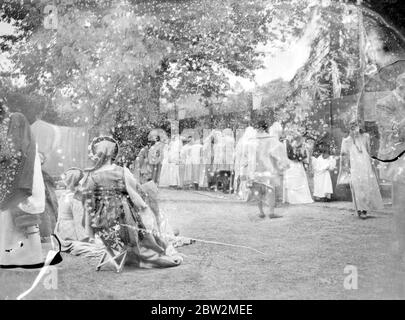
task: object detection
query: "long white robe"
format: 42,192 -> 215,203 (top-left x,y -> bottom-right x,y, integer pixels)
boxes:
234,128 -> 256,191
184,142 -> 202,184
222,129 -> 235,171
236,128 -> 257,201
312,155 -> 336,198
158,143 -> 171,187
283,142 -> 313,204
213,131 -> 226,172
167,137 -> 182,187
199,132 -> 214,188
0,147 -> 45,267
179,142 -> 190,187
251,132 -> 290,188
341,134 -> 383,211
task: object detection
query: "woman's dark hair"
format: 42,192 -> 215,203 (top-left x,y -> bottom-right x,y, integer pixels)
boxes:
255,119 -> 269,131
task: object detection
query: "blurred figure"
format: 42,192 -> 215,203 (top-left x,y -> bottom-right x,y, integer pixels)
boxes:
376,73 -> 405,296
179,135 -> 191,188
158,137 -> 171,187
38,152 -> 58,242
283,135 -> 313,204
54,168 -> 90,242
212,130 -> 225,173
248,121 -> 289,218
135,137 -> 153,184
311,144 -> 336,202
167,134 -> 182,188
222,128 -> 235,172
222,128 -> 236,192
339,119 -> 383,219
149,136 -> 165,184
235,126 -> 257,200
80,136 -> 183,269
1,103 -> 45,269
184,132 -> 202,189
199,130 -> 215,189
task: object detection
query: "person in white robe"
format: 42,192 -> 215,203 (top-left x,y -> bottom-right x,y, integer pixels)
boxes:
283,136 -> 313,204
248,121 -> 290,218
199,130 -> 214,189
158,141 -> 171,188
312,146 -> 336,200
54,168 -> 89,242
212,130 -> 225,172
235,127 -> 257,201
339,120 -> 383,218
179,136 -> 190,188
184,133 -> 202,188
222,128 -> 235,172
167,134 -> 182,187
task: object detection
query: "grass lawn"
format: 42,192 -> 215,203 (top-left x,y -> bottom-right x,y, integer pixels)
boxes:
0,189 -> 403,300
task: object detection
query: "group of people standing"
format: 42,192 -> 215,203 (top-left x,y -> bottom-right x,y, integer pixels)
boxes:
0,92 -> 392,270
133,116 -> 385,220
133,128 -> 237,190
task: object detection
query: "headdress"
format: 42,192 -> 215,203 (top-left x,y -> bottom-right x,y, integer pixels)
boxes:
62,167 -> 84,190
88,136 -> 119,161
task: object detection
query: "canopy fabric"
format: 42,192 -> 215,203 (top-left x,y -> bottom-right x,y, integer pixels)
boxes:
30,120 -> 91,177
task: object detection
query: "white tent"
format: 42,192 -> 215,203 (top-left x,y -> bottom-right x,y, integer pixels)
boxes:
31,120 -> 91,176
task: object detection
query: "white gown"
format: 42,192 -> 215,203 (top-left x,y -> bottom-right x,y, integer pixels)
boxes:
222,129 -> 235,171
199,132 -> 214,188
239,130 -> 258,201
283,143 -> 313,204
0,147 -> 45,267
158,144 -> 171,187
184,142 -> 202,184
312,155 -> 336,198
167,137 -> 182,187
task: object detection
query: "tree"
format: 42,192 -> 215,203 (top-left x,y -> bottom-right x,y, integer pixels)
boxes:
1,0 -> 314,132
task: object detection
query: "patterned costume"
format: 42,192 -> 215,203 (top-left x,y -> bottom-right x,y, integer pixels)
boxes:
1,109 -> 45,268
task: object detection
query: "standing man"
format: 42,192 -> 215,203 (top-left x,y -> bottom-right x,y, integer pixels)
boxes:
0,101 -> 45,269
248,120 -> 289,219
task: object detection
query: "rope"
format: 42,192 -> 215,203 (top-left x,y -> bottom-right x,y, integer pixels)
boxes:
371,149 -> 405,163
120,224 -> 266,255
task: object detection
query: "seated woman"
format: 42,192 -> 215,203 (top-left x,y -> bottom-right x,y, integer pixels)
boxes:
80,136 -> 183,269
54,167 -> 90,242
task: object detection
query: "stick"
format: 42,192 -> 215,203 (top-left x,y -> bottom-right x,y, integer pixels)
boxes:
120,224 -> 265,255
189,237 -> 266,255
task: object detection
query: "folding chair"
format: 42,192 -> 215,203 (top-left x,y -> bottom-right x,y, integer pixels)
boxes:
96,238 -> 128,273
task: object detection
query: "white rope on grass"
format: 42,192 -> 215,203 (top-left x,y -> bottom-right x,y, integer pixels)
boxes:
120,224 -> 266,255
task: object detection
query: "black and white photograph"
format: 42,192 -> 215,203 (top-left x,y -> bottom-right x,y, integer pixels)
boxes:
1,0 -> 405,304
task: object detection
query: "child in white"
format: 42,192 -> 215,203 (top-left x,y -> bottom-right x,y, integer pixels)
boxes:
312,147 -> 336,200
